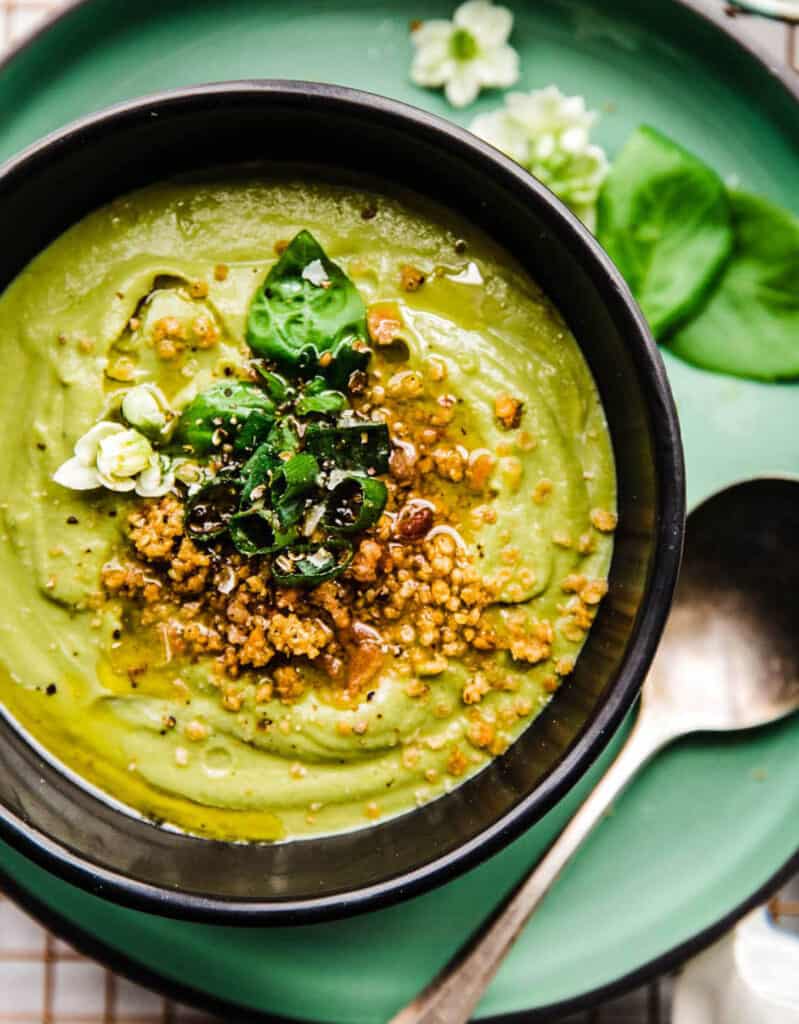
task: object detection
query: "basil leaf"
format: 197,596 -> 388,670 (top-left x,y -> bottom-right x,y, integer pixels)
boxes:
305,422 -> 390,474
247,230 -> 369,376
322,338 -> 370,391
324,473 -> 387,534
597,126 -> 733,337
173,381 -> 274,456
670,192 -> 799,381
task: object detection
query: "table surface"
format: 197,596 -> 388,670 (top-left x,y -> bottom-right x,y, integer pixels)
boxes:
0,1 -> 797,1022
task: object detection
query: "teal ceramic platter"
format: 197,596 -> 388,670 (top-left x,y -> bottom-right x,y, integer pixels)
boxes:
0,1 -> 797,1020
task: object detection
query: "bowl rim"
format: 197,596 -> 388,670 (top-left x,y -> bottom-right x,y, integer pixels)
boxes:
0,79 -> 685,923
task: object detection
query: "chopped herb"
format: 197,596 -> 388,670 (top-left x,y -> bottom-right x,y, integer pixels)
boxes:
271,542 -> 354,586
185,473 -> 242,542
324,473 -> 387,534
305,421 -> 390,474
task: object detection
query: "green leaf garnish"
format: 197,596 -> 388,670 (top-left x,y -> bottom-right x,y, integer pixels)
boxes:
324,473 -> 388,534
246,230 -> 370,385
229,504 -> 298,555
266,418 -> 300,457
271,542 -> 354,587
597,125 -> 733,338
295,377 -> 348,416
256,369 -> 295,404
185,473 -> 242,542
270,453 -> 320,530
669,192 -> 799,381
305,421 -> 390,474
240,443 -> 281,504
173,381 -> 274,456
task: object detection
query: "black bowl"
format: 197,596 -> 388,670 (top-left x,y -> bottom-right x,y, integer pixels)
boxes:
0,81 -> 684,923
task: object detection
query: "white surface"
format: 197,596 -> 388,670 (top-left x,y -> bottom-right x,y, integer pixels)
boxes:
673,909 -> 799,1023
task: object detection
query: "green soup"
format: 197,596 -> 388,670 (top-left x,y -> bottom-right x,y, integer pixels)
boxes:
0,177 -> 616,840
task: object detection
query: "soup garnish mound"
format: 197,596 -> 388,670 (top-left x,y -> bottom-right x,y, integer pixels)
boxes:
0,180 -> 616,840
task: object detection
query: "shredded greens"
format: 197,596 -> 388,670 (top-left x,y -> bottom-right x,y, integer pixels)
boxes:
172,231 -> 388,585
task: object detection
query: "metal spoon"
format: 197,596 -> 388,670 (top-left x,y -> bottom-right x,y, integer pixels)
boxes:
391,476 -> 799,1024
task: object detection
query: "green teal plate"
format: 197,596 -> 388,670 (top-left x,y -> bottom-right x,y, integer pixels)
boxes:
1,1 -> 798,1020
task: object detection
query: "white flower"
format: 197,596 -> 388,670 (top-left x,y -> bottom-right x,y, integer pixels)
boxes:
52,422 -> 123,491
135,454 -> 176,498
121,383 -> 173,440
53,421 -> 174,497
471,86 -> 609,226
410,0 -> 519,108
96,428 -> 153,489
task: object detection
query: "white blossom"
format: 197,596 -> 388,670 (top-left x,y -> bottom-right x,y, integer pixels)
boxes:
135,454 -> 176,498
53,421 -> 175,497
96,428 -> 153,489
53,422 -> 123,491
121,383 -> 173,439
411,0 -> 519,109
471,86 -> 609,226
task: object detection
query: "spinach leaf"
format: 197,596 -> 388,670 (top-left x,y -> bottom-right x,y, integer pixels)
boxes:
669,191 -> 799,381
247,230 -> 370,384
173,380 -> 274,456
597,125 -> 733,338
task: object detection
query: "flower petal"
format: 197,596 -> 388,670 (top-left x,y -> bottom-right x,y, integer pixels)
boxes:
52,457 -> 101,491
470,110 -> 528,163
96,470 -> 137,493
454,0 -> 513,48
121,383 -> 172,439
411,19 -> 454,48
97,429 -> 153,480
411,49 -> 456,87
74,421 -> 124,466
136,455 -> 175,498
473,44 -> 519,87
445,66 -> 481,108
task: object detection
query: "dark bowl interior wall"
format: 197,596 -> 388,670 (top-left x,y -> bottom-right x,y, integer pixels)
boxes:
0,82 -> 683,921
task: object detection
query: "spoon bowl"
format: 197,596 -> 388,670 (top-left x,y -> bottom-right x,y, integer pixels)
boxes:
393,476 -> 799,1024
648,477 -> 799,734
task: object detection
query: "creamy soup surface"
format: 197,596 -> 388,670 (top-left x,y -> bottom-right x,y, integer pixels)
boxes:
0,177 -> 616,840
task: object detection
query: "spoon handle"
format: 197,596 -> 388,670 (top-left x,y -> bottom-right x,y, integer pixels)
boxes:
388,711 -> 674,1024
